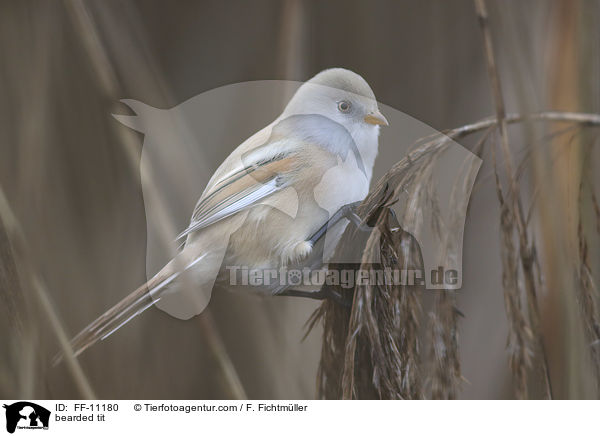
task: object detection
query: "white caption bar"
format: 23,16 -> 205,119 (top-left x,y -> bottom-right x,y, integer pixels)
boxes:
1,400 -> 597,435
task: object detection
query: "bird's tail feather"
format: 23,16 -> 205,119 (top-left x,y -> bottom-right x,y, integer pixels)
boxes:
52,267 -> 179,366
54,253 -> 209,365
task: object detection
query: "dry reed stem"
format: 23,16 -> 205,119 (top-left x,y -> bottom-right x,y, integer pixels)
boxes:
310,181 -> 423,399
0,187 -> 96,399
198,311 -> 248,400
576,140 -> 600,394
279,0 -> 308,82
429,292 -> 461,399
491,134 -> 532,399
339,206 -> 423,399
428,135 -> 483,399
544,0 -> 586,398
312,109 -> 600,399
63,0 -> 246,399
0,197 -> 29,397
0,208 -> 25,337
474,0 -> 552,399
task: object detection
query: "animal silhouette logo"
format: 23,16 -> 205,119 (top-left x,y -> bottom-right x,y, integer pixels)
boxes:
3,402 -> 50,434
113,79 -> 481,315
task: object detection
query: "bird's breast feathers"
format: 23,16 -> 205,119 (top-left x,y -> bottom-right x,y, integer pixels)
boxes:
188,117 -> 378,269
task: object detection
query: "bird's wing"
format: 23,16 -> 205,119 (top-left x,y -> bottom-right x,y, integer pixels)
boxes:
177,141 -> 300,240
55,131 -> 305,362
55,146 -> 301,363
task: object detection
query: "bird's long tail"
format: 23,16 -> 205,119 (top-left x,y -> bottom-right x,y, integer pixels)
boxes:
52,277 -> 161,366
53,255 -> 205,365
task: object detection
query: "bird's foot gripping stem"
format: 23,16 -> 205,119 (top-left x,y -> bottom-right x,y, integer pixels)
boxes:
307,201 -> 370,247
276,287 -> 351,307
277,202 -> 371,307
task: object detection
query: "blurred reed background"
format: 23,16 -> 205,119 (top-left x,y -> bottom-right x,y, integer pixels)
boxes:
1,0 -> 599,399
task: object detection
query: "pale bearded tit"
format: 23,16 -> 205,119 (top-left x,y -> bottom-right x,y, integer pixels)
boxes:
59,68 -> 389,360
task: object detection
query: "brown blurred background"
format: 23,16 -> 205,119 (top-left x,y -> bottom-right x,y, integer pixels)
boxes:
1,0 -> 599,399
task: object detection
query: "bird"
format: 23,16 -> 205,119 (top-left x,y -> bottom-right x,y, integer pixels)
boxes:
60,68 -> 388,361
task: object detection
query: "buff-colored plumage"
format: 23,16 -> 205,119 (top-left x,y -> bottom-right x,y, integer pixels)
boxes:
61,68 -> 388,359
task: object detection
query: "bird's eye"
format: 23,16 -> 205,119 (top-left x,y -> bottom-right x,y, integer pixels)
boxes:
337,100 -> 351,113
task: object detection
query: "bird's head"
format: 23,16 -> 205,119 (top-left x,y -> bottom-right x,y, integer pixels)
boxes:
282,68 -> 388,139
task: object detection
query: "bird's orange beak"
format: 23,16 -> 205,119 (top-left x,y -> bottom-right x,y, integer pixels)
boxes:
364,110 -> 389,126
